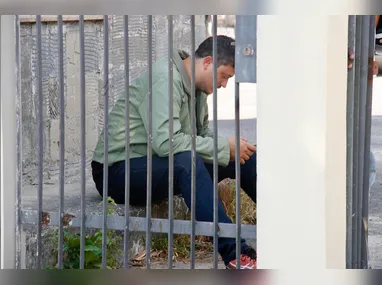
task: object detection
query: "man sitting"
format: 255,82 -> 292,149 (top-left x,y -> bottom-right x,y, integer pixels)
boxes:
91,35 -> 257,269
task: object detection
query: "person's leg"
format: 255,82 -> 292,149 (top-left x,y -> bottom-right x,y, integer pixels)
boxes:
204,152 -> 257,203
91,156 -> 176,206
171,151 -> 250,265
203,152 -> 257,260
92,152 -> 244,265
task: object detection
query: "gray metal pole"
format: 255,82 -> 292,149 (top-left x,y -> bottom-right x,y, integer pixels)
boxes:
57,14 -> 65,270
123,14 -> 131,270
36,15 -> 43,270
145,15 -> 153,269
212,14 -> 219,270
167,14 -> 174,269
190,15 -> 197,270
102,15 -> 110,269
360,15 -> 375,269
357,15 -> 370,269
352,15 -> 362,268
15,14 -> 22,270
79,14 -> 86,270
0,15 -> 16,269
234,82 -> 241,269
346,15 -> 356,269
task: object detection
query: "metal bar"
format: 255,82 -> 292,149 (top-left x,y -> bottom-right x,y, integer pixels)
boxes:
0,17 -> 2,269
346,15 -> 356,269
234,16 -> 257,83
357,15 -> 370,269
57,14 -> 65,270
360,15 -> 375,269
0,16 -> 2,268
352,15 -> 362,268
190,14 -> 197,270
146,15 -> 153,269
167,14 -> 174,270
36,14 -> 43,270
102,14 -> 110,269
79,14 -> 86,270
123,14 -> 130,270
15,14 -> 22,270
0,15 -> 17,269
212,14 -> 219,270
20,15 -> 104,23
234,82 -> 241,268
20,210 -> 257,239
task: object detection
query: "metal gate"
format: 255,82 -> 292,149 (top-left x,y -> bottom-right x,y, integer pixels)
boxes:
0,14 -> 377,270
346,15 -> 376,269
0,15 -> 258,269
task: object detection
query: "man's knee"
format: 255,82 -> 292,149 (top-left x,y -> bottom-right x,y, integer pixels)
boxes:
242,152 -> 257,182
173,151 -> 205,173
245,152 -> 257,168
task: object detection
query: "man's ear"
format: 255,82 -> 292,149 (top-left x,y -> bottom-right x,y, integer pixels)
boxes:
203,56 -> 213,70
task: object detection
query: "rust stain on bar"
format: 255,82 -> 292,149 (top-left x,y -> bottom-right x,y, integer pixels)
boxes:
41,211 -> 75,226
63,213 -> 76,226
41,212 -> 50,225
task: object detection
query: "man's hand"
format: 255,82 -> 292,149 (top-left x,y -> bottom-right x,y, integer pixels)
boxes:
228,136 -> 257,164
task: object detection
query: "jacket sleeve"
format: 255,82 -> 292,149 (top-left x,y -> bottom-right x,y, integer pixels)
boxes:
198,107 -> 214,138
138,77 -> 230,166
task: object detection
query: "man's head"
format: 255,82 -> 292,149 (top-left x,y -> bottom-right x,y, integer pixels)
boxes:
193,35 -> 235,94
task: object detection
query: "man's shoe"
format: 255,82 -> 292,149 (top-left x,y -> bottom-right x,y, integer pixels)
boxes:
226,254 -> 257,269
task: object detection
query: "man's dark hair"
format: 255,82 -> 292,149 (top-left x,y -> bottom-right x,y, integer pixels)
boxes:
195,35 -> 235,68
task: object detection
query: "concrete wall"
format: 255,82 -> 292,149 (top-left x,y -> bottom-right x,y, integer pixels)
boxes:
20,15 -> 206,185
256,15 -> 348,269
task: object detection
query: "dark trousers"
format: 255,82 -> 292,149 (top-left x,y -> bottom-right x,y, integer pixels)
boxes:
91,151 -> 257,264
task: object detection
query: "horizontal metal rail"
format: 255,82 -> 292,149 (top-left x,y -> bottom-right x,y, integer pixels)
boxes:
20,210 -> 257,239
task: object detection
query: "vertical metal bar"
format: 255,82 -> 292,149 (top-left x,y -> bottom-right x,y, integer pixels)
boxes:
15,14 -> 22,270
0,15 -> 17,269
167,15 -> 174,269
146,15 -> 153,269
0,15 -> 2,269
357,15 -> 370,269
190,14 -> 197,270
234,82 -> 241,268
346,15 -> 356,269
123,15 -> 130,270
36,14 -> 43,270
361,15 -> 375,269
102,15 -> 110,269
57,14 -> 65,270
79,14 -> 86,270
212,14 -> 219,269
0,17 -> 2,270
352,15 -> 362,268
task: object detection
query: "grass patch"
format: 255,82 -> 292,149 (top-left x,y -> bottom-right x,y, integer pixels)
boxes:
218,178 -> 257,225
146,178 -> 256,262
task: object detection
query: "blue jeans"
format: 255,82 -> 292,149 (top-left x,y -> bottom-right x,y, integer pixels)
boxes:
91,151 -> 257,264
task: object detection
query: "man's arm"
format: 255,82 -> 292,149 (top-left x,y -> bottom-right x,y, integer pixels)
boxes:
199,109 -> 214,138
138,78 -> 230,166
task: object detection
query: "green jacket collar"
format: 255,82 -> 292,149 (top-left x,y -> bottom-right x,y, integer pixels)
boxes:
174,50 -> 191,96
